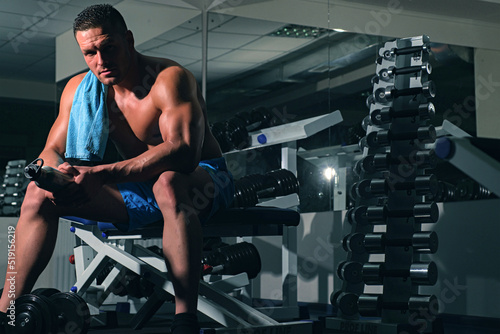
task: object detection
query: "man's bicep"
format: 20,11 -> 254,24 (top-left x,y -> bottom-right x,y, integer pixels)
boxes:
159,101 -> 204,148
156,67 -> 205,146
43,111 -> 70,156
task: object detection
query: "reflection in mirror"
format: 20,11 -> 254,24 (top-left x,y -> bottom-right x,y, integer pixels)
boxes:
134,9 -> 476,212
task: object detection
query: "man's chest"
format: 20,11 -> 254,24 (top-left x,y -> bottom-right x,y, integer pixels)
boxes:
107,96 -> 162,145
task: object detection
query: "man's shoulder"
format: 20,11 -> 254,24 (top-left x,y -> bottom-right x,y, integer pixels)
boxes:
60,72 -> 89,107
65,72 -> 88,92
142,54 -> 192,82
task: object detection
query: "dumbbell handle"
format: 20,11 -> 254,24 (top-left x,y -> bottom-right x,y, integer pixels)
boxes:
383,44 -> 431,60
358,294 -> 437,317
361,150 -> 436,174
366,202 -> 439,223
363,231 -> 438,253
343,231 -> 438,255
374,81 -> 436,103
379,63 -> 432,81
332,291 -> 437,317
366,125 -> 436,148
370,102 -> 435,125
391,175 -> 437,193
362,262 -> 438,285
356,175 -> 438,199
351,202 -> 438,224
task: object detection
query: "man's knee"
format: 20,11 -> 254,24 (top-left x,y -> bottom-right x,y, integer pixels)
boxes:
153,171 -> 188,204
23,182 -> 53,210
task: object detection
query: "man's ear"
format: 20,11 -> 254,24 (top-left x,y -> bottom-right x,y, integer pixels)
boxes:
126,30 -> 134,50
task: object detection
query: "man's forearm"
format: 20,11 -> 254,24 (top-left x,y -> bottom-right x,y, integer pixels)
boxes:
93,142 -> 198,184
38,148 -> 66,169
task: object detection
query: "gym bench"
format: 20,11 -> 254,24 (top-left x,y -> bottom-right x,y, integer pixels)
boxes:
64,206 -> 314,333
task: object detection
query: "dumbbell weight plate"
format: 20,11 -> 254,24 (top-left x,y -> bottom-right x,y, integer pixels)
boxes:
342,233 -> 365,254
5,294 -> 56,334
337,261 -> 363,283
278,169 -> 299,195
31,288 -> 61,299
355,179 -> 373,199
210,122 -> 231,153
49,292 -> 91,334
280,169 -> 296,194
331,291 -> 359,317
268,170 -> 286,196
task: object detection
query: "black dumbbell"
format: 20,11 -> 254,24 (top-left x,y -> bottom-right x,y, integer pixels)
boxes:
337,261 -> 363,284
358,294 -> 437,317
233,175 -> 261,207
49,292 -> 91,334
257,169 -> 299,198
210,121 -> 232,153
360,150 -> 437,174
250,106 -> 278,130
4,293 -> 56,334
373,81 -> 436,104
370,102 -> 435,125
362,262 -> 438,285
2,287 -> 65,334
349,203 -> 438,225
343,231 -> 438,254
381,43 -> 431,61
356,175 -> 438,199
203,242 -> 262,279
378,63 -> 432,82
366,125 -> 436,148
330,291 -> 359,317
31,287 -> 61,299
226,117 -> 250,149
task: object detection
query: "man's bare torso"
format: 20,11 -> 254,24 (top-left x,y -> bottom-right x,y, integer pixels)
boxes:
91,54 -> 222,163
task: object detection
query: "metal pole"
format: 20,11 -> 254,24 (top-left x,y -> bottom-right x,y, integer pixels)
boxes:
201,8 -> 208,99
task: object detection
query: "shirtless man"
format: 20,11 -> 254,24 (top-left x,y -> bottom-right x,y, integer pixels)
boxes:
0,4 -> 233,334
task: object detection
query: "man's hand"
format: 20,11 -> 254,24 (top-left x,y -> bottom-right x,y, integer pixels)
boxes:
50,163 -> 105,206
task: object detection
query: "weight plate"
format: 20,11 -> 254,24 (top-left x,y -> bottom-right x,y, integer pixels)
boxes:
8,294 -> 55,334
49,292 -> 91,334
31,288 -> 61,298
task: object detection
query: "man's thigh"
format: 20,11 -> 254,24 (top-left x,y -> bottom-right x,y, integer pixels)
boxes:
56,183 -> 129,224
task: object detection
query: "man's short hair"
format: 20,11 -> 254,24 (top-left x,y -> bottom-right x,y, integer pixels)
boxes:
73,4 -> 127,36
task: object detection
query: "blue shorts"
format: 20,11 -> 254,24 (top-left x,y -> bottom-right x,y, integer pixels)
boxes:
114,157 -> 234,232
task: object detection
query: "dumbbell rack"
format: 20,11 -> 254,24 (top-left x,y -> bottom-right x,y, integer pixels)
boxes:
326,36 -> 443,333
225,110 -> 343,320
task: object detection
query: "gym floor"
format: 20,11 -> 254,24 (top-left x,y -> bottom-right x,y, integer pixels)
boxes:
85,309 -> 500,333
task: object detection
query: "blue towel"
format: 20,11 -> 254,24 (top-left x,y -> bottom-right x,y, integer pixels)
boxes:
65,71 -> 109,161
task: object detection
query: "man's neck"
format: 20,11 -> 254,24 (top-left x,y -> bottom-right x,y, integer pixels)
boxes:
112,51 -> 143,95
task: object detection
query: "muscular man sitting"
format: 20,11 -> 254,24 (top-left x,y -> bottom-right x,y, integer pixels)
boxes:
0,4 -> 234,334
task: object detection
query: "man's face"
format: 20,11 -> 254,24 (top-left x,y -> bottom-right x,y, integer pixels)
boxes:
75,26 -> 132,85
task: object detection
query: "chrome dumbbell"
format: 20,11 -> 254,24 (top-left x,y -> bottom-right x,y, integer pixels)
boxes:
378,63 -> 432,82
373,81 -> 436,104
